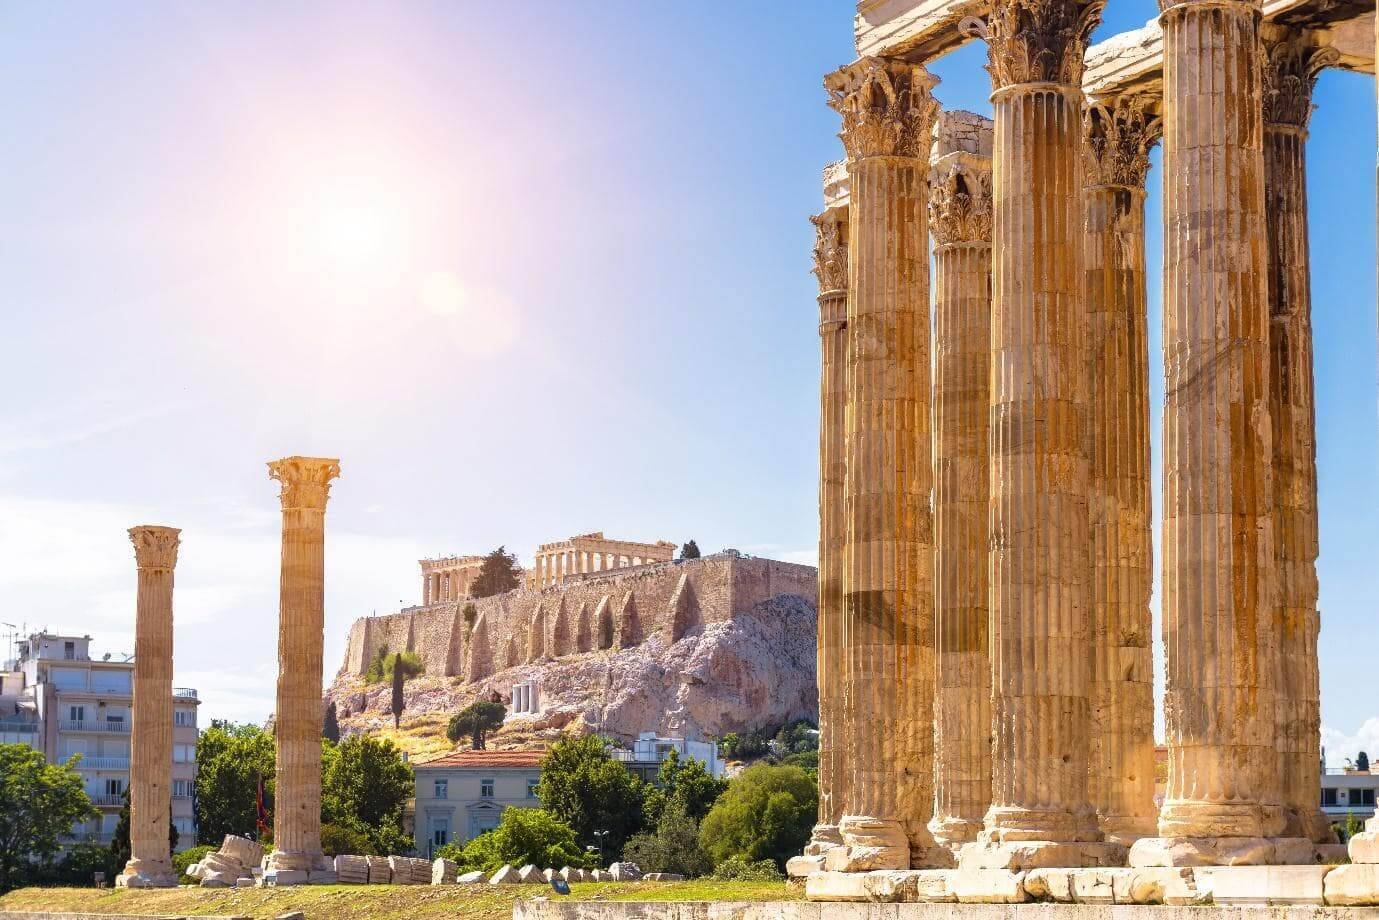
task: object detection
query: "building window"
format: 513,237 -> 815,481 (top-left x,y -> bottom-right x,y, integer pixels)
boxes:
433,827 -> 448,847
1358,789 -> 1377,807
173,744 -> 193,764
526,779 -> 539,799
480,778 -> 494,798
173,779 -> 193,798
64,641 -> 75,660
1322,788 -> 1339,806
69,705 -> 85,722
174,710 -> 193,728
104,778 -> 124,796
434,779 -> 448,799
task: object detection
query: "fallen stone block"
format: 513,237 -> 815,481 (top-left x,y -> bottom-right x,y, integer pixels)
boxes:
334,854 -> 370,884
1325,864 -> 1379,906
234,877 -> 255,888
457,870 -> 486,883
267,868 -> 309,887
366,855 -> 391,884
1273,838 -> 1319,866
608,861 -> 642,881
643,872 -> 686,882
219,834 -> 264,868
786,854 -> 826,879
1317,844 -> 1350,864
490,864 -> 521,884
591,868 -> 609,882
307,869 -> 337,885
1351,831 -> 1379,865
542,868 -> 556,882
1196,865 -> 1330,905
1109,867 -> 1200,905
1024,868 -> 1076,902
433,857 -> 458,885
516,864 -> 543,883
950,868 -> 1029,903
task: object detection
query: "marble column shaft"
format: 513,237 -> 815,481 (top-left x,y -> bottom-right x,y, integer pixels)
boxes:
1262,32 -> 1337,846
267,456 -> 340,875
826,56 -> 942,870
928,152 -> 994,850
1157,0 -> 1278,843
121,525 -> 181,887
976,0 -> 1104,854
1083,96 -> 1160,846
813,207 -> 849,834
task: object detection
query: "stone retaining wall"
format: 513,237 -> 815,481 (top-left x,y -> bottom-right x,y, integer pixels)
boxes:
512,904 -> 1379,920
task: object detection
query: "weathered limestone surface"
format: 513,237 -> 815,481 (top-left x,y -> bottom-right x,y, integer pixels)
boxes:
266,456 -> 340,879
826,55 -> 944,870
809,199 -> 849,847
1140,0 -> 1280,860
964,0 -> 1107,866
1261,28 -> 1338,848
116,525 -> 181,890
1082,96 -> 1159,848
928,114 -> 993,853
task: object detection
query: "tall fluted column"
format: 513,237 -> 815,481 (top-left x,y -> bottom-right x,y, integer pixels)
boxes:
1083,96 -> 1160,847
266,456 -> 341,881
928,141 -> 994,852
963,0 -> 1110,869
117,526 -> 181,889
1262,30 -> 1338,849
1131,0 -> 1279,867
806,203 -> 849,855
824,57 -> 946,871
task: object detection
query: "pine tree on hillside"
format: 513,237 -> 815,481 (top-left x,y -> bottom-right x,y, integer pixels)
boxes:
469,546 -> 522,598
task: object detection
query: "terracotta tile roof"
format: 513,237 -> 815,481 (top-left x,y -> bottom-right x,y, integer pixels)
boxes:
415,749 -> 546,769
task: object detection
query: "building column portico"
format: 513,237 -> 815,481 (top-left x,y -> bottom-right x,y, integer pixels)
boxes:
927,141 -> 993,852
962,0 -> 1112,869
117,525 -> 181,889
824,56 -> 947,871
265,456 -> 341,882
1083,95 -> 1160,847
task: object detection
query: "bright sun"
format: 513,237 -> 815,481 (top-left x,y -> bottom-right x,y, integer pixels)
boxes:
305,180 -> 412,282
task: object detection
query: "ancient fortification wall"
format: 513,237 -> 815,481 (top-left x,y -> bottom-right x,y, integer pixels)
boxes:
340,553 -> 817,683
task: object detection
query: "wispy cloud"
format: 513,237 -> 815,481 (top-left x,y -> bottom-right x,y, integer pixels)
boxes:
1322,718 -> 1379,767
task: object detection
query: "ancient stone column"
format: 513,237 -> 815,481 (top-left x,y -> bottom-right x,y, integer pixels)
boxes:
1083,95 -> 1160,847
1130,0 -> 1279,867
823,57 -> 946,871
962,0 -> 1110,870
1262,30 -> 1339,849
804,200 -> 849,858
117,525 -> 181,889
927,125 -> 994,853
266,456 -> 341,882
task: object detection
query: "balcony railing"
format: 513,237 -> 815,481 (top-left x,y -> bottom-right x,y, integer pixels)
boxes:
77,756 -> 130,770
0,719 -> 38,734
173,688 -> 198,699
60,720 -> 130,734
91,793 -> 124,807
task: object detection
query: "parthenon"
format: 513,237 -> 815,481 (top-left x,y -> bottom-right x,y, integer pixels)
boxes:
527,532 -> 676,589
803,0 -> 1379,897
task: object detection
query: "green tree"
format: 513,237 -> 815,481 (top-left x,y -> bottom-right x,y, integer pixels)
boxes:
364,649 -> 422,684
320,822 -> 375,857
1359,751 -> 1371,772
0,744 -> 97,892
108,788 -> 179,876
642,750 -> 726,827
323,701 -> 341,743
437,808 -> 593,873
194,721 -> 275,844
446,701 -> 507,750
321,735 -> 414,856
698,764 -> 816,870
536,735 -> 646,858
678,540 -> 701,561
622,801 -> 711,877
469,546 -> 522,598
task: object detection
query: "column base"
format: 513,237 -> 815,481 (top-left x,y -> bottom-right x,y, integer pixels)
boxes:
804,823 -> 844,856
1098,814 -> 1158,847
1126,836 -> 1308,867
265,850 -> 331,873
929,814 -> 983,852
957,839 -> 1127,871
1296,808 -> 1340,846
1157,802 -> 1266,839
826,816 -> 909,872
115,862 -> 177,889
983,806 -> 1095,843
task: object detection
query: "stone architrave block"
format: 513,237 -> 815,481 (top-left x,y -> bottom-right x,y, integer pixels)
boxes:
457,870 -> 486,884
1195,865 -> 1330,905
1325,864 -> 1379,905
950,869 -> 1029,903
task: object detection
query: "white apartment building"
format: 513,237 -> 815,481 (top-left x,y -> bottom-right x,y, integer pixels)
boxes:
0,632 -> 199,849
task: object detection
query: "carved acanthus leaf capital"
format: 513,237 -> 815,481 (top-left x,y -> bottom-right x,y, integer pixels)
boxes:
811,212 -> 849,296
1083,95 -> 1162,189
268,456 -> 341,511
129,525 -> 181,571
1262,33 -> 1338,128
963,0 -> 1105,90
929,158 -> 993,245
825,58 -> 940,161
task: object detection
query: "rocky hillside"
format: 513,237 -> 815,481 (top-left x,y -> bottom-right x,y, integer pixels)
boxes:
326,589 -> 817,756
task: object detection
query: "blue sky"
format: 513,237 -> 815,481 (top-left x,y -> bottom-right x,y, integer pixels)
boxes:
1,2 -> 1374,761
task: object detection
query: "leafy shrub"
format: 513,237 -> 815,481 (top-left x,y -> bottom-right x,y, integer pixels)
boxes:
622,802 -> 711,878
365,649 -> 423,684
437,808 -> 595,874
173,844 -> 215,884
321,821 -> 376,856
698,764 -> 816,870
709,854 -> 783,881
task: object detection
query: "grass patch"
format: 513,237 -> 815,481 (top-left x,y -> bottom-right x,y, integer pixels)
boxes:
0,880 -> 798,920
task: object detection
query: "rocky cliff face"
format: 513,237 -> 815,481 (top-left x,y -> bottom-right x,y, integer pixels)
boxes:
326,572 -> 817,750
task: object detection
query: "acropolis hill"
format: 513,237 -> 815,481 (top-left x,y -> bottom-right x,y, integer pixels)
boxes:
326,551 -> 819,751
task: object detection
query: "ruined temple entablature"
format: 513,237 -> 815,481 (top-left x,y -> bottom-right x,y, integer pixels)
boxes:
420,555 -> 486,605
527,531 -> 677,589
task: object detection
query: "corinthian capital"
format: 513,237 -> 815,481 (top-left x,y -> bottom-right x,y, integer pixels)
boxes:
811,211 -> 849,296
1262,31 -> 1338,129
268,456 -> 341,511
1083,95 -> 1162,190
929,157 -> 993,246
964,0 -> 1105,90
129,525 -> 181,571
825,58 -> 939,161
